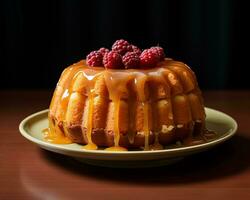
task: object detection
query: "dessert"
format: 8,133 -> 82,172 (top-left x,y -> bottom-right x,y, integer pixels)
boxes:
46,40 -> 207,151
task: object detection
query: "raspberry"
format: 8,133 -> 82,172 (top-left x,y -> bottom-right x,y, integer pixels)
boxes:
86,51 -> 103,66
129,45 -> 142,56
139,49 -> 159,68
150,46 -> 165,61
98,47 -> 109,56
112,39 -> 130,55
103,51 -> 123,69
122,52 -> 140,69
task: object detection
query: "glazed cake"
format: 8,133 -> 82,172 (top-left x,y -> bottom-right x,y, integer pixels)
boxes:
46,40 -> 206,151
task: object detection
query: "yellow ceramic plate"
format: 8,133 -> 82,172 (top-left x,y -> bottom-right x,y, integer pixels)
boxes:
19,108 -> 237,168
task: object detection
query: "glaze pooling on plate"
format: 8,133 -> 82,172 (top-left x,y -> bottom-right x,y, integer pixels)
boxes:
19,108 -> 237,167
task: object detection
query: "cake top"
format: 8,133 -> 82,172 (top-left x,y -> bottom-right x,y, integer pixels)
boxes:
60,58 -> 197,105
60,39 -> 197,108
86,39 -> 165,69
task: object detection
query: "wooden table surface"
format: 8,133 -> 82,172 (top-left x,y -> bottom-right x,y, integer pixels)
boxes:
1,90 -> 250,200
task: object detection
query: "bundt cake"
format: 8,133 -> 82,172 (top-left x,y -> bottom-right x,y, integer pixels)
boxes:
46,40 -> 206,151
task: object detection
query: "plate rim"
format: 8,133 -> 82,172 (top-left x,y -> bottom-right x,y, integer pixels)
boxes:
19,107 -> 238,157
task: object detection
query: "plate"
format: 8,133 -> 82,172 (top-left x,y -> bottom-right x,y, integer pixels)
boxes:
19,108 -> 237,168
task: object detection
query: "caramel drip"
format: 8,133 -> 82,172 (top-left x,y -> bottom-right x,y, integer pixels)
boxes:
105,98 -> 127,151
134,74 -> 150,150
60,89 -> 70,113
104,71 -> 132,100
57,67 -> 83,137
48,62 -> 83,141
106,99 -> 127,151
134,73 -> 147,101
105,99 -> 129,151
79,69 -> 103,150
52,63 -> 84,117
104,98 -> 128,150
57,88 -> 74,141
127,95 -> 136,144
143,102 -> 150,150
114,99 -> 120,147
44,118 -> 72,144
46,63 -> 84,144
104,71 -> 131,151
59,65 -> 103,150
82,90 -> 98,150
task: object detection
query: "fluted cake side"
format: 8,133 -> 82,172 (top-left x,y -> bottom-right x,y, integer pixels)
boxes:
47,58 -> 206,150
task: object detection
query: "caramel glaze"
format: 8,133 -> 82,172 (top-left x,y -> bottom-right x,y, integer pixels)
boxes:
47,58 -> 210,151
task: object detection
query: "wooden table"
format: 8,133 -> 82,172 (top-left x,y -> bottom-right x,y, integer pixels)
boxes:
1,90 -> 250,200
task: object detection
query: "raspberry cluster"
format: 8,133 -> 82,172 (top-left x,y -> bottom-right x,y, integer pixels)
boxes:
86,39 -> 165,69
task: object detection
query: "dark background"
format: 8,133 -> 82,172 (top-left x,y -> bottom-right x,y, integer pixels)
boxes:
0,0 -> 249,90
